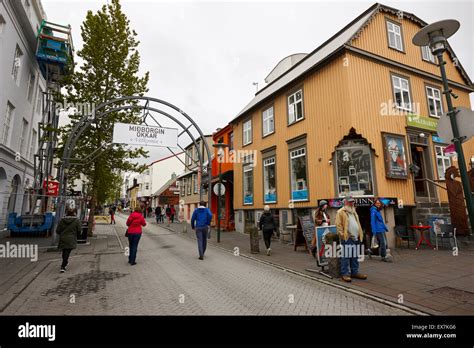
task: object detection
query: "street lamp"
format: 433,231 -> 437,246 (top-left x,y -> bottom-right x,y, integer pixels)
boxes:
413,20 -> 474,234
212,142 -> 229,243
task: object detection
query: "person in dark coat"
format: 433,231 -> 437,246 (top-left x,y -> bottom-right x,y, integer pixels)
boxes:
259,205 -> 277,256
109,205 -> 116,225
155,206 -> 162,223
56,207 -> 81,273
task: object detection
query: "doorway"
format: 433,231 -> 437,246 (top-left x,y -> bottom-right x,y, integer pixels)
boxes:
410,144 -> 427,196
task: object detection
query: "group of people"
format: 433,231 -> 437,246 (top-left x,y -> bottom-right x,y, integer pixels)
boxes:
154,205 -> 176,225
55,194 -> 389,283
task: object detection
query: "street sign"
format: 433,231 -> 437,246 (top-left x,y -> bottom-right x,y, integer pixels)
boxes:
213,183 -> 225,196
437,107 -> 474,143
112,123 -> 178,148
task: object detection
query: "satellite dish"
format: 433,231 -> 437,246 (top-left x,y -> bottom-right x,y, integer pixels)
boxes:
436,107 -> 474,143
413,19 -> 460,46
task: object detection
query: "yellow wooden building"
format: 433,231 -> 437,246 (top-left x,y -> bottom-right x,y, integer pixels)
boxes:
230,3 -> 474,247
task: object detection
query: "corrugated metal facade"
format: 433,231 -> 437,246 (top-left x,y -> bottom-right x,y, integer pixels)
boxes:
232,10 -> 473,212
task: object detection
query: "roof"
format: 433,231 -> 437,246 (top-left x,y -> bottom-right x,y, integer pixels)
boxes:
148,152 -> 184,167
231,2 -> 473,122
152,177 -> 178,197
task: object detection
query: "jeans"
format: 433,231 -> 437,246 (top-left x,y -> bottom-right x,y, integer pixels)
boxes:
195,227 -> 208,257
61,249 -> 72,268
375,232 -> 387,258
128,233 -> 141,264
262,229 -> 273,249
340,239 -> 360,276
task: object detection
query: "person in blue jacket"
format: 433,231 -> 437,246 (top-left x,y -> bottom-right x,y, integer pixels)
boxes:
369,198 -> 391,262
191,201 -> 213,260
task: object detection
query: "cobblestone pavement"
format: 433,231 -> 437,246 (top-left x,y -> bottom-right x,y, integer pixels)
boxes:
0,215 -> 411,315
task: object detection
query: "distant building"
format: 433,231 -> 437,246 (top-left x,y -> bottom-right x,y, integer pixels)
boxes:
152,173 -> 180,210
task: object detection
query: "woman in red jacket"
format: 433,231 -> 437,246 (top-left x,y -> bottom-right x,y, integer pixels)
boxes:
126,207 -> 147,265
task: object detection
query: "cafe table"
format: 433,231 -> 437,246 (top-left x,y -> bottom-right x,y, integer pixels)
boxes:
410,225 -> 436,250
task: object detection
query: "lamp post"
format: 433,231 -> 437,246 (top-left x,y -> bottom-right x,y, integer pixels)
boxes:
213,142 -> 229,242
414,20 -> 474,234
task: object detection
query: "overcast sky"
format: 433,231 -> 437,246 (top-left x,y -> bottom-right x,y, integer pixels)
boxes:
43,0 -> 474,164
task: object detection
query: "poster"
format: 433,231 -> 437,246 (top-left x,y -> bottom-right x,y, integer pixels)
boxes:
315,225 -> 337,267
382,133 -> 408,179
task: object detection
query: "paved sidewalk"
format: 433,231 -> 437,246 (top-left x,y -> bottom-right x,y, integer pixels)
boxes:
0,216 -> 411,315
158,218 -> 474,315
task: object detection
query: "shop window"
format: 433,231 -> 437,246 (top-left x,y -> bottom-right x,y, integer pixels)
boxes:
243,164 -> 253,205
263,157 -> 276,203
290,147 -> 308,201
435,145 -> 451,180
335,140 -> 374,197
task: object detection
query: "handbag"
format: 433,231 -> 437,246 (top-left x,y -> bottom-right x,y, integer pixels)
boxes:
371,235 -> 379,249
125,228 -> 129,237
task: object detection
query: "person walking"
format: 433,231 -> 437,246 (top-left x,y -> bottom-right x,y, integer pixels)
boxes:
126,207 -> 146,265
368,198 -> 391,262
311,200 -> 330,257
335,195 -> 367,283
109,205 -> 116,225
191,201 -> 212,260
170,206 -> 176,223
56,207 -> 81,273
165,205 -> 172,226
258,205 -> 276,256
155,206 -> 162,223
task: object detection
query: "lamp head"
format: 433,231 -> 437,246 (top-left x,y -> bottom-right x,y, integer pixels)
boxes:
413,19 -> 460,55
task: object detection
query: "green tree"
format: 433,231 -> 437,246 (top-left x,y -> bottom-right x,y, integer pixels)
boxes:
58,0 -> 149,235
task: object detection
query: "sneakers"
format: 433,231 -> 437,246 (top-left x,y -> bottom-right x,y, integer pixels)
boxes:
60,267 -> 66,273
266,248 -> 271,256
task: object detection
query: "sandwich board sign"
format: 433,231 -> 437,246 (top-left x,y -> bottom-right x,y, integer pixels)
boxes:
113,123 -> 178,148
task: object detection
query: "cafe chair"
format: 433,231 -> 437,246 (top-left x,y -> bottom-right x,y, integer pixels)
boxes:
435,224 -> 458,251
394,225 -> 410,249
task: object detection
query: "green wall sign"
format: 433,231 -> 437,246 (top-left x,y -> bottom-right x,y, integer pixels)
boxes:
406,114 -> 439,132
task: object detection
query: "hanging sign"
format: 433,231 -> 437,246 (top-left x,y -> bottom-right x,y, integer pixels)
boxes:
113,123 -> 178,148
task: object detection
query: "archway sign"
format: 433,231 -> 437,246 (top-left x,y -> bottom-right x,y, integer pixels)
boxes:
55,96 -> 212,242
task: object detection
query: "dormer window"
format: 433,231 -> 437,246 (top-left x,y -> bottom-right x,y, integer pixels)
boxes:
386,20 -> 404,52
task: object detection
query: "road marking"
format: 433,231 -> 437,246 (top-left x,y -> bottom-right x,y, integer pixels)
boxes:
112,226 -> 124,250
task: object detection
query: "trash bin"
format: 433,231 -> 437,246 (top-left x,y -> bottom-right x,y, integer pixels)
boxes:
78,221 -> 88,244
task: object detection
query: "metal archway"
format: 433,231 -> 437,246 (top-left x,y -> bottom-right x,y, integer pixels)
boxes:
55,96 -> 213,241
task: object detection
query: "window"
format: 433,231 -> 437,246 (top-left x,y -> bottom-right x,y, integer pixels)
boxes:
387,20 -> 403,51
262,106 -> 274,136
192,174 -> 198,194
29,129 -> 37,161
426,86 -> 443,118
19,119 -> 29,155
36,87 -> 43,114
243,164 -> 253,205
194,143 -> 200,161
263,157 -> 277,203
11,45 -> 23,84
335,140 -> 374,197
288,89 -> 303,124
187,176 -> 192,195
422,45 -> 436,63
229,132 -> 234,151
27,73 -> 35,102
435,145 -> 452,180
392,75 -> 411,111
2,102 -> 15,145
180,179 -> 186,196
290,147 -> 308,201
0,15 -> 5,34
243,119 -> 252,145
186,149 -> 193,166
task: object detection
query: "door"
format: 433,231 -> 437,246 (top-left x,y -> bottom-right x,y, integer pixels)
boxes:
410,145 -> 427,196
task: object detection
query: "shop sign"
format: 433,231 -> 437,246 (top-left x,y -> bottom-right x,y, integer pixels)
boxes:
320,197 -> 398,208
406,114 -> 438,132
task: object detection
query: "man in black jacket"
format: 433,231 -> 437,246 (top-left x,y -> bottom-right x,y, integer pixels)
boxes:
259,205 -> 277,256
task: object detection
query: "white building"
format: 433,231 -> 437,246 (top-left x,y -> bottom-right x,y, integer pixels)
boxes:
0,0 -> 47,227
